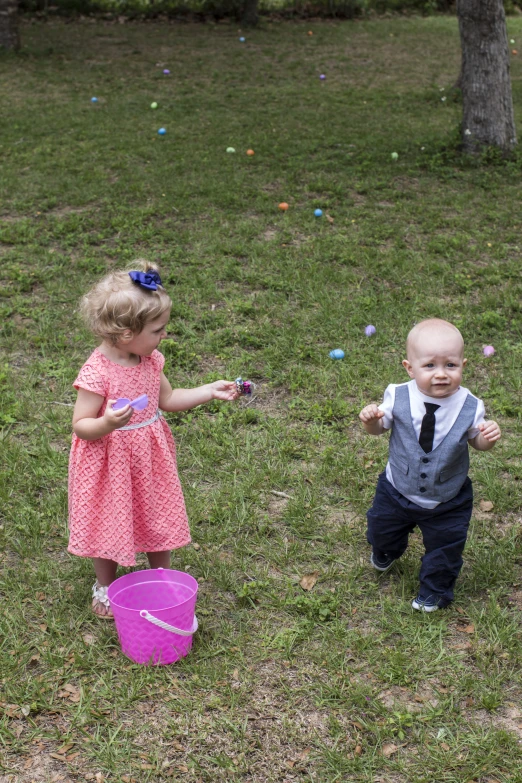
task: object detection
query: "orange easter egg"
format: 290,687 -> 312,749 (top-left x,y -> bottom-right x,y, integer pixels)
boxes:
247,149 -> 255,156
278,202 -> 289,211
308,30 -> 313,35
512,49 -> 518,55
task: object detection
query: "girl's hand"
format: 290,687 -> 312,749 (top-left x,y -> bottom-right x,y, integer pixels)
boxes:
103,399 -> 134,431
359,404 -> 385,424
478,420 -> 501,443
209,380 -> 240,401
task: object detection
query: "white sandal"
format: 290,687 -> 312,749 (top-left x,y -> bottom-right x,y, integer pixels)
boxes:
92,582 -> 113,620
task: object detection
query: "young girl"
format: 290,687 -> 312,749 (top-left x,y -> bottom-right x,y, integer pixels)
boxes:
69,261 -> 238,618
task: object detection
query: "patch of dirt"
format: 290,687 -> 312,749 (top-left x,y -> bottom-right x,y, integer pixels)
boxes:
267,493 -> 290,518
245,383 -> 290,417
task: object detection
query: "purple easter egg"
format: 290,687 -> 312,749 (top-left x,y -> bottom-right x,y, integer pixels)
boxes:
483,345 -> 495,357
364,325 -> 376,337
319,74 -> 326,80
163,69 -> 170,75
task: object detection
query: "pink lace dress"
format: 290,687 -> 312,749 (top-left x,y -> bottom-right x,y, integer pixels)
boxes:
68,348 -> 190,566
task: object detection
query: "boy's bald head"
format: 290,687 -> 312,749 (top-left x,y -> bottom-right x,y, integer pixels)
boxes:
406,319 -> 464,361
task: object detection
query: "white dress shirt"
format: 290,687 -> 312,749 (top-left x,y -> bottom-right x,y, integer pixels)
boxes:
378,380 -> 485,509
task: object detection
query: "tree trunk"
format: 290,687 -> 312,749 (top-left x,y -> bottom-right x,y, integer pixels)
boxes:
241,0 -> 258,26
0,0 -> 19,51
457,0 -> 516,153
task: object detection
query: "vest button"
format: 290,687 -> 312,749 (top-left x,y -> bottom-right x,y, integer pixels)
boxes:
420,472 -> 427,479
422,458 -> 429,463
419,487 -> 426,493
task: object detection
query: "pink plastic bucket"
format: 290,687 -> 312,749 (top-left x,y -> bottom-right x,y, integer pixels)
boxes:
107,568 -> 198,665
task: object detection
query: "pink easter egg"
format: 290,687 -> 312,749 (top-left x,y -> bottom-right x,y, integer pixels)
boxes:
483,345 -> 495,357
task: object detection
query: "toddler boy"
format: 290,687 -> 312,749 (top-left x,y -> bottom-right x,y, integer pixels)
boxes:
359,319 -> 501,611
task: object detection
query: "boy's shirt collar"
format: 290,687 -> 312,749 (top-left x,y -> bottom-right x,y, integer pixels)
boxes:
411,380 -> 464,407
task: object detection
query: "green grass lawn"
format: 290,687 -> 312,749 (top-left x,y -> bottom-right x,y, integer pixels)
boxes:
1,15 -> 522,783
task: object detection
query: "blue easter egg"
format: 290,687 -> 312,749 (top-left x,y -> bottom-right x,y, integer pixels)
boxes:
158,128 -> 166,135
314,209 -> 323,217
91,97 -> 98,103
239,36 -> 245,42
329,349 -> 345,360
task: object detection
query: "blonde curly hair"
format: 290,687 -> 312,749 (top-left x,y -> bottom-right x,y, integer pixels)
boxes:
80,260 -> 172,345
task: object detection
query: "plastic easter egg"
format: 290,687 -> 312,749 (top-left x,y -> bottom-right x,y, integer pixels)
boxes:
163,69 -> 170,75
226,147 -> 236,153
91,97 -> 98,103
329,349 -> 345,360
314,209 -> 323,217
278,202 -> 289,211
239,36 -> 245,42
319,74 -> 326,80
246,149 -> 255,156
365,325 -> 376,336
151,102 -> 158,109
158,128 -> 166,135
308,30 -> 313,35
391,152 -> 399,161
483,345 -> 495,357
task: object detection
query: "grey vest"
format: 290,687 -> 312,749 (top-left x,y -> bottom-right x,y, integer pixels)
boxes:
388,385 -> 478,503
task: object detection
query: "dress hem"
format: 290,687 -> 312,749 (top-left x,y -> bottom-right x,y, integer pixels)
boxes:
67,537 -> 191,567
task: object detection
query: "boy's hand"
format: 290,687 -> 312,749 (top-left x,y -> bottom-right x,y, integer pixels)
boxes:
359,404 -> 385,424
209,380 -> 240,402
104,399 -> 134,430
478,420 -> 501,443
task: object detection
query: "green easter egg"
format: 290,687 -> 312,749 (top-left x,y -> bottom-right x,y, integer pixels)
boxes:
151,102 -> 158,109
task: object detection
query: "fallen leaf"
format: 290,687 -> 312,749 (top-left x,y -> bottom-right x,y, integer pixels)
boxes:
39,624 -> 47,632
193,543 -> 201,550
455,606 -> 466,615
35,592 -> 46,601
441,742 -> 450,751
23,757 -> 33,769
480,500 -> 494,512
354,744 -> 363,756
95,774 -> 104,783
350,720 -> 364,730
286,759 -> 296,768
462,624 -> 475,634
57,744 -> 74,754
382,742 -> 398,757
300,571 -> 319,591
66,752 -> 80,761
82,634 -> 95,646
140,764 -> 154,770
49,753 -> 67,761
452,642 -> 471,650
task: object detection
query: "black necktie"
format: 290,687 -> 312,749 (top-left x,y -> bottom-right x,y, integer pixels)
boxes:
419,402 -> 440,453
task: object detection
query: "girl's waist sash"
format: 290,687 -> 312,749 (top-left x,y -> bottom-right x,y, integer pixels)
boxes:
118,410 -> 162,432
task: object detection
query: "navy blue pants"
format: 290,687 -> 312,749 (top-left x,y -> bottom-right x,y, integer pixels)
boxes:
366,472 -> 473,607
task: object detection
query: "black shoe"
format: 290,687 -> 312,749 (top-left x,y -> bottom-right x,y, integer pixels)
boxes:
411,595 -> 441,612
370,551 -> 396,572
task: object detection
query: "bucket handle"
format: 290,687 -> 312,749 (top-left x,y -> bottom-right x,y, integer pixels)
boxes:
139,610 -> 198,636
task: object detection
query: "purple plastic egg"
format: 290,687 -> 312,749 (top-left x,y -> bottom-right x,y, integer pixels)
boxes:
364,325 -> 376,337
319,74 -> 326,80
163,69 -> 170,75
483,345 -> 495,357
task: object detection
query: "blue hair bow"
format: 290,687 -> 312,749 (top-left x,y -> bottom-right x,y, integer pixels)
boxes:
129,270 -> 163,291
